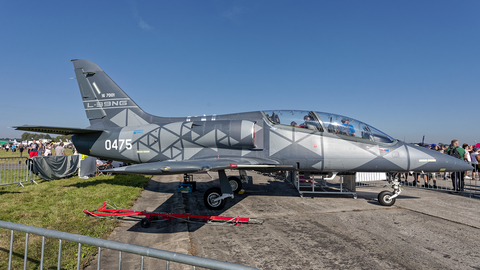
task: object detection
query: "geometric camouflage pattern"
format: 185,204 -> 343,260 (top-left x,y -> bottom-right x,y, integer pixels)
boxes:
15,59 -> 472,175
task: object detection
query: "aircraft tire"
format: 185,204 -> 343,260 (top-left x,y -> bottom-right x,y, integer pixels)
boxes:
378,190 -> 396,206
140,218 -> 152,228
204,187 -> 227,210
228,176 -> 242,193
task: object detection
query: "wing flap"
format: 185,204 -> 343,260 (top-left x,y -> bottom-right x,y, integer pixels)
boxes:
105,157 -> 292,175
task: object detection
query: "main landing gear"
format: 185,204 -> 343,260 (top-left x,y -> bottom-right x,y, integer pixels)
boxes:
203,170 -> 245,210
378,174 -> 402,206
204,187 -> 227,210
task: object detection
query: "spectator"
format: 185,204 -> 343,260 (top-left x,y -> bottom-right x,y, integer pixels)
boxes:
96,158 -> 113,170
28,140 -> 39,158
96,158 -> 106,169
428,172 -> 438,189
463,144 -> 472,180
38,143 -> 44,156
44,143 -> 52,156
55,142 -> 65,156
471,147 -> 480,180
19,143 -> 24,157
412,172 -> 421,186
436,145 -> 448,180
422,144 -> 437,188
105,160 -> 113,169
446,140 -> 468,192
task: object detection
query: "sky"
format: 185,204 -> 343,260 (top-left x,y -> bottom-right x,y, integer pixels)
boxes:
0,0 -> 479,144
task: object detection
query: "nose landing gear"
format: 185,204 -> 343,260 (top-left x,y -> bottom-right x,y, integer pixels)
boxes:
378,175 -> 402,206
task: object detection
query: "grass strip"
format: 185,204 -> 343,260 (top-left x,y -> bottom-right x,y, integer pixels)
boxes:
0,173 -> 150,269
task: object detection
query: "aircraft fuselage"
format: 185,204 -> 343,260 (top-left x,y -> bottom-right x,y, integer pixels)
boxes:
73,110 -> 465,174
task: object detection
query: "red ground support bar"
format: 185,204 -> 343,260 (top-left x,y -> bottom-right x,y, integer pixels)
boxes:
84,202 -> 260,226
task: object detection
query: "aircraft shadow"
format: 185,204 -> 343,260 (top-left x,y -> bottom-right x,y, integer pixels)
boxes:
125,176 -> 272,233
124,174 -> 395,234
67,175 -> 151,189
0,191 -> 21,196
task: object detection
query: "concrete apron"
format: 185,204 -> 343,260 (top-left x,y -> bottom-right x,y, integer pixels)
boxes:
86,172 -> 480,270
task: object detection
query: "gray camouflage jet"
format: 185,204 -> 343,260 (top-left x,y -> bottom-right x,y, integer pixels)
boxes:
14,59 -> 471,209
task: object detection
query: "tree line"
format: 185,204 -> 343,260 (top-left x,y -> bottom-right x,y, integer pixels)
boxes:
19,132 -> 72,143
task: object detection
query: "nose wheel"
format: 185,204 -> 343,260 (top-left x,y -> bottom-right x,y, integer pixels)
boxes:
378,175 -> 402,206
378,191 -> 396,206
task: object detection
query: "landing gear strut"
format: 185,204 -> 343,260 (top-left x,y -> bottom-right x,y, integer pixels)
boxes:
378,174 -> 402,206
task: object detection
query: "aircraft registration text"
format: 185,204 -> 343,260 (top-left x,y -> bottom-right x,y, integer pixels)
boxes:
101,93 -> 116,98
105,139 -> 132,151
85,99 -> 129,109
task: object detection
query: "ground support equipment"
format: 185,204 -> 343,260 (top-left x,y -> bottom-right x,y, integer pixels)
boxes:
286,171 -> 357,199
84,202 -> 263,228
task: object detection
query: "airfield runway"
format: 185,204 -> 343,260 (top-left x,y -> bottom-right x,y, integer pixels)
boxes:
86,172 -> 480,270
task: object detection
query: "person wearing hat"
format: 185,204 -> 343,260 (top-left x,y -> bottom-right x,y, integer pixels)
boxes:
471,147 -> 480,180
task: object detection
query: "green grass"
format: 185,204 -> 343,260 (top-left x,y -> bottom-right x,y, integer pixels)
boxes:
0,168 -> 29,186
0,148 -> 74,158
0,174 -> 150,269
0,150 -> 28,158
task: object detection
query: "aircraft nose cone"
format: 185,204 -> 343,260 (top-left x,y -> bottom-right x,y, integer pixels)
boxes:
412,147 -> 473,172
435,152 -> 472,171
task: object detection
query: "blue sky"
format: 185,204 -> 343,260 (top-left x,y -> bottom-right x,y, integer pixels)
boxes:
1,0 -> 479,144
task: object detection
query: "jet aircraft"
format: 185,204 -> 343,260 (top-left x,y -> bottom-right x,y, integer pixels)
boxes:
14,59 -> 472,209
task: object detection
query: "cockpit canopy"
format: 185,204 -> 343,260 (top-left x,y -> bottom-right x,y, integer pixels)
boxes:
263,110 -> 395,144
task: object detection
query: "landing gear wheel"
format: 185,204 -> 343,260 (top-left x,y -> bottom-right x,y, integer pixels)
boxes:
140,218 -> 152,228
378,191 -> 396,206
204,187 -> 227,210
228,176 -> 242,193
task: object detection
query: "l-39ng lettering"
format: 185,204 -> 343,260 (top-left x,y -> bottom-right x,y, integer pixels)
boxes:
86,100 -> 128,108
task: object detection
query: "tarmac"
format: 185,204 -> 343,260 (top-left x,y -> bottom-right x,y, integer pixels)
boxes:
85,172 -> 480,270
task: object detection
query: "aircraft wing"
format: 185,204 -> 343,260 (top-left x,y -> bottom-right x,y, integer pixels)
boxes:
104,157 -> 292,175
12,125 -> 104,135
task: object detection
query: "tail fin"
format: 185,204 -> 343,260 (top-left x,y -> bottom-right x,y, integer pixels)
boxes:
72,59 -> 160,128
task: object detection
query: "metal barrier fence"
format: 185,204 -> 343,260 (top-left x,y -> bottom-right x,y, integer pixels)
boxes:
0,220 -> 258,270
356,170 -> 480,198
0,157 -> 38,187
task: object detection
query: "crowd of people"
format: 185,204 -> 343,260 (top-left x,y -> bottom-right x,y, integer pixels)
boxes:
0,140 -> 75,158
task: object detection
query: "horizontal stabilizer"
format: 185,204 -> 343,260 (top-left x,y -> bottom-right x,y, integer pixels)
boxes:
12,125 -> 104,135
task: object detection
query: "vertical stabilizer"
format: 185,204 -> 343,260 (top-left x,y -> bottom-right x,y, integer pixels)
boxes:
72,59 -> 156,128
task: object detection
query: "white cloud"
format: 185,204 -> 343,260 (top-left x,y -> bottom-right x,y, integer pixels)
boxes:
222,6 -> 244,22
138,19 -> 154,31
127,0 -> 154,31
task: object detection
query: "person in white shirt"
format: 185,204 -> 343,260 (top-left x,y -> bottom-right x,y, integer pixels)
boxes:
55,143 -> 65,156
96,158 -> 106,169
463,144 -> 472,179
44,147 -> 51,156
